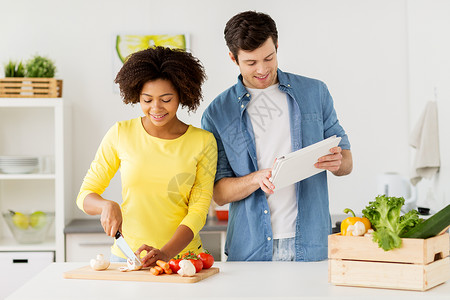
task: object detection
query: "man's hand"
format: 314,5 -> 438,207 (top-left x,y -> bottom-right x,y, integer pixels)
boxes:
315,146 -> 343,172
252,168 -> 275,194
315,147 -> 352,176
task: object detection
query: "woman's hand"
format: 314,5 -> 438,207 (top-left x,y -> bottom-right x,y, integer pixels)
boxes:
135,244 -> 170,268
100,200 -> 122,237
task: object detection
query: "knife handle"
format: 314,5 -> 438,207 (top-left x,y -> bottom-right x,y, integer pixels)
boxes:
115,230 -> 121,239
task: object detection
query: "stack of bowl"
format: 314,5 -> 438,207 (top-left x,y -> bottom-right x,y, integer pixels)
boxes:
0,156 -> 39,174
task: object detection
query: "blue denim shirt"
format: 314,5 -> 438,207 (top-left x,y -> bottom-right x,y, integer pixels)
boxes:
201,69 -> 350,261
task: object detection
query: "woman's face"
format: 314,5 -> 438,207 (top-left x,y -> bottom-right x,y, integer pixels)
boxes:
140,79 -> 180,128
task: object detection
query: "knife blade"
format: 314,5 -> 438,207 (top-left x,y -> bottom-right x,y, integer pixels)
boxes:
114,231 -> 142,267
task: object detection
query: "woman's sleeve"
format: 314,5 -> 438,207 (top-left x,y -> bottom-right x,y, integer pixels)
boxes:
180,133 -> 218,235
76,123 -> 121,213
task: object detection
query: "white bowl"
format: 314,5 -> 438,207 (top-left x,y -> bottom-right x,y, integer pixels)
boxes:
0,165 -> 37,174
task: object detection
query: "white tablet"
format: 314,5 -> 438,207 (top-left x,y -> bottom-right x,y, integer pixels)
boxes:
269,136 -> 342,190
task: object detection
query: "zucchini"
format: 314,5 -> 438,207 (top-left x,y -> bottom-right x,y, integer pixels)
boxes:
400,204 -> 450,238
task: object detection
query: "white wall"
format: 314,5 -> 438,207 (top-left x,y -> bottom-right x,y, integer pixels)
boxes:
1,0 -> 447,219
407,0 -> 450,212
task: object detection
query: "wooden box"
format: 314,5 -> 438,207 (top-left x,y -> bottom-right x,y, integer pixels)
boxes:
328,233 -> 450,291
0,78 -> 63,98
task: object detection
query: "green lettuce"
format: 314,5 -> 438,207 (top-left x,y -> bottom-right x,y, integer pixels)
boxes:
362,195 -> 422,251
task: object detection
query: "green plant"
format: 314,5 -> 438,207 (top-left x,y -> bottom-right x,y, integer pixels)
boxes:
4,60 -> 25,77
25,55 -> 56,78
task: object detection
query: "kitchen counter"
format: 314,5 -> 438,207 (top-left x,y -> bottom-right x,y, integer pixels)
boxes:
64,217 -> 229,261
7,261 -> 450,300
64,217 -> 228,234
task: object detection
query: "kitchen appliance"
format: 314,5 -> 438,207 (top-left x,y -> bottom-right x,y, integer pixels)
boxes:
376,172 -> 417,212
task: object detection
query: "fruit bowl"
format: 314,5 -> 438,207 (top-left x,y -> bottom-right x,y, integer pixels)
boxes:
2,211 -> 55,244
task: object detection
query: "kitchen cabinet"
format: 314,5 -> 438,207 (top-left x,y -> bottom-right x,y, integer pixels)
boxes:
0,251 -> 54,299
65,233 -> 113,262
0,98 -> 70,263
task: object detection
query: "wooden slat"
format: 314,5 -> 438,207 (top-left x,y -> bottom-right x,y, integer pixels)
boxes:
328,233 -> 449,264
0,78 -> 62,97
329,257 -> 449,291
63,263 -> 219,283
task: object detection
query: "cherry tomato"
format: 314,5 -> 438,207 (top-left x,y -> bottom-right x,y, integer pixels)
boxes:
169,258 -> 181,273
197,252 -> 214,269
181,251 -> 195,259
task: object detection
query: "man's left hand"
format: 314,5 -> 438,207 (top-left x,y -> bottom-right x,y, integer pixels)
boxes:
315,146 -> 343,173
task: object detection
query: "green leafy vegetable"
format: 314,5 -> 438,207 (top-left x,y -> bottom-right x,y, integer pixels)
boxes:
362,195 -> 422,251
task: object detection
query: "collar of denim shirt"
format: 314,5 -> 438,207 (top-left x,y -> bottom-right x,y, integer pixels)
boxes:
235,69 -> 293,104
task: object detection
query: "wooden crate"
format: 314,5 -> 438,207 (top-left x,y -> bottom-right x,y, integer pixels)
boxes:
0,78 -> 63,98
328,233 -> 450,291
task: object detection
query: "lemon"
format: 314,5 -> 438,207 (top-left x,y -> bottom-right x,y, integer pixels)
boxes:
116,35 -> 187,63
30,211 -> 47,229
12,212 -> 29,230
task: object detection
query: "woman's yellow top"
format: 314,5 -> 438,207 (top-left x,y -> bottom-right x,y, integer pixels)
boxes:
76,118 -> 217,258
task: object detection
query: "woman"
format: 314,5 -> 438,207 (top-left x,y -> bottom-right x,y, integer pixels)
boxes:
76,47 -> 217,267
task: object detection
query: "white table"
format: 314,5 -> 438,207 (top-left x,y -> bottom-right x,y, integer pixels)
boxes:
7,261 -> 450,299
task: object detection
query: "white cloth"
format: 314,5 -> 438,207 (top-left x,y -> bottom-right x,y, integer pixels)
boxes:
247,84 -> 297,239
410,101 -> 440,186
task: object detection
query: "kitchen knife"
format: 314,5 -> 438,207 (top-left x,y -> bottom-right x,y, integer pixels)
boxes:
114,231 -> 142,267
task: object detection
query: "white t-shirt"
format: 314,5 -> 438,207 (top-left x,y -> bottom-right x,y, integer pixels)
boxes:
246,84 -> 298,239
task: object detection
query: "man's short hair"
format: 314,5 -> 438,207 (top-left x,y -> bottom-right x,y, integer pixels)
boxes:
224,11 -> 278,63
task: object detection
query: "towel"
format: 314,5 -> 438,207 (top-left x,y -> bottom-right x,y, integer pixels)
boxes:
409,101 -> 440,186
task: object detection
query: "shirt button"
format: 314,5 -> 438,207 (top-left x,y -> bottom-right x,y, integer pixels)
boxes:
241,104 -> 244,108
246,93 -> 250,97
238,97 -> 241,100
287,84 -> 291,87
264,210 -> 268,214
267,237 -> 272,241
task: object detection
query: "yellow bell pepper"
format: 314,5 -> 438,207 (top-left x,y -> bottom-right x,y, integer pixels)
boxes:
340,208 -> 371,236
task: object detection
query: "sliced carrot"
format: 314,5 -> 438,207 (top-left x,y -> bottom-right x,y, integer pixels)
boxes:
156,260 -> 170,271
150,267 -> 161,276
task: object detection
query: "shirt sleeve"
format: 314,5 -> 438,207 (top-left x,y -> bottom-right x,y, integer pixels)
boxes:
76,123 -> 121,212
201,111 -> 235,182
180,133 -> 218,236
320,82 -> 351,150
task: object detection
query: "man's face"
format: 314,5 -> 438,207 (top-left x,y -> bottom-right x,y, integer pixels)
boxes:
230,38 -> 278,89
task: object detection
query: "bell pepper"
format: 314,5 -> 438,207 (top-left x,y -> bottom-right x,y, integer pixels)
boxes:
340,208 -> 371,236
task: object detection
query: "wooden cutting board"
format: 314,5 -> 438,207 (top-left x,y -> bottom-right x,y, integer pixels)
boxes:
63,263 -> 219,283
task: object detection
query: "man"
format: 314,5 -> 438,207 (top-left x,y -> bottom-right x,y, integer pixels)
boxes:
201,11 -> 352,261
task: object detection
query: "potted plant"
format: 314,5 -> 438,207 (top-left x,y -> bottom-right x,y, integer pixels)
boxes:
4,60 -> 25,77
1,54 -> 62,98
25,55 -> 56,78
